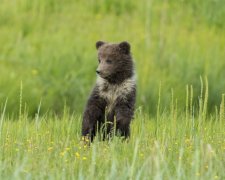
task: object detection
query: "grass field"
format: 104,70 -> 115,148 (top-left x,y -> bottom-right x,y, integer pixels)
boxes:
0,95 -> 224,179
0,0 -> 225,179
0,0 -> 225,114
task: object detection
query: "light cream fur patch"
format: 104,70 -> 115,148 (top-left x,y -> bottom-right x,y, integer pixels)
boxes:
96,76 -> 136,112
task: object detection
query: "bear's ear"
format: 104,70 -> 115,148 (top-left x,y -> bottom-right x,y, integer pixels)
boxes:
119,41 -> 130,54
96,41 -> 105,49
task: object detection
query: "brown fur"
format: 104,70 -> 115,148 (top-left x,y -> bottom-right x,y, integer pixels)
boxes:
82,41 -> 136,141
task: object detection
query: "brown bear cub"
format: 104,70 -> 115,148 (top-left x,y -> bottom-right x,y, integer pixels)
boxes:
82,41 -> 136,141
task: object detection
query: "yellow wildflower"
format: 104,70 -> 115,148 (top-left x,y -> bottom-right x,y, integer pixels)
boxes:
60,151 -> 65,157
65,147 -> 70,151
75,152 -> 80,158
48,147 -> 53,151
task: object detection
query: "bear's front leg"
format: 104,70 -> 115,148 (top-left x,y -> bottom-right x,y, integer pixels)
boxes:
114,105 -> 134,139
82,88 -> 106,142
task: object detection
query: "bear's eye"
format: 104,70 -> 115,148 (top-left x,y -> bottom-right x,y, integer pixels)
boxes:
98,59 -> 101,63
106,59 -> 112,64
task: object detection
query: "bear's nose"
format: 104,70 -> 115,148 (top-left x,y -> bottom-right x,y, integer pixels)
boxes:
96,70 -> 100,74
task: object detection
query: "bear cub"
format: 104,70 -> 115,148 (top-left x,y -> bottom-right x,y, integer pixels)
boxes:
82,41 -> 136,141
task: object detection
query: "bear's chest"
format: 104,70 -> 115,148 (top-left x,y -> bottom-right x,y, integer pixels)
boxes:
97,77 -> 135,112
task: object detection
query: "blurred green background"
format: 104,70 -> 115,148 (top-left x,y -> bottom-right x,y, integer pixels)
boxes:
0,0 -> 224,116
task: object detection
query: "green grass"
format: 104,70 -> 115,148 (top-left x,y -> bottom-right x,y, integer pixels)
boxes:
0,83 -> 225,179
0,0 -> 225,179
0,0 -> 224,115
0,99 -> 224,179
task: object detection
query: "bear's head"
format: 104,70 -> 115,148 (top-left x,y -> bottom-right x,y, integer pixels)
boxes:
95,41 -> 134,84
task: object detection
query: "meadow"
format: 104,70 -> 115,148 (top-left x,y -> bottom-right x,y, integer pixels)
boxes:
0,0 -> 225,179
